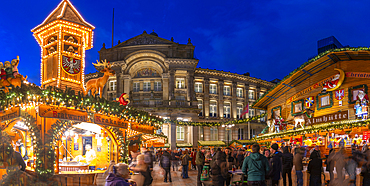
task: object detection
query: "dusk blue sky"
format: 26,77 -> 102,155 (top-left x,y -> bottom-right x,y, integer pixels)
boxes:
1,0 -> 370,85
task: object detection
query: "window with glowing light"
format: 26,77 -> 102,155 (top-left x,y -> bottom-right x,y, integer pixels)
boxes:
177,126 -> 184,140
210,84 -> 217,94
237,88 -> 243,98
109,80 -> 117,91
223,86 -> 231,96
133,82 -> 140,92
195,82 -> 203,93
176,78 -> 185,89
143,82 -> 151,92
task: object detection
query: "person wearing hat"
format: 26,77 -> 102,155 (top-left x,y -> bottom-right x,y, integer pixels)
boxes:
270,143 -> 282,186
105,163 -> 132,186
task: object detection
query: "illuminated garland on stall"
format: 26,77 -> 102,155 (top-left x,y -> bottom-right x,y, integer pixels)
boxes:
0,85 -> 163,126
164,113 -> 267,126
109,127 -> 129,163
255,119 -> 370,141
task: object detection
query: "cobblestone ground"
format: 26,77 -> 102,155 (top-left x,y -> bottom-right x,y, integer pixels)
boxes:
152,163 -> 198,186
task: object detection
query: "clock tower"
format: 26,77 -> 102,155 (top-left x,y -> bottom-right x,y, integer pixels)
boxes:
32,0 -> 94,93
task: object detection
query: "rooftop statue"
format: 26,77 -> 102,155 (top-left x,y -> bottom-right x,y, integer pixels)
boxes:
85,59 -> 115,97
0,56 -> 27,93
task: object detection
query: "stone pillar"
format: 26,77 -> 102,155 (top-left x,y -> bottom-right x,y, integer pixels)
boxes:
218,81 -> 224,118
187,70 -> 194,103
244,84 -> 250,117
204,79 -> 210,118
256,86 -> 261,100
169,70 -> 175,100
204,127 -> 210,141
192,126 -> 198,148
162,73 -> 169,101
116,73 -> 123,97
169,116 -> 177,150
232,128 -> 238,140
123,75 -> 131,94
218,126 -> 225,141
232,82 -> 237,119
150,79 -> 155,91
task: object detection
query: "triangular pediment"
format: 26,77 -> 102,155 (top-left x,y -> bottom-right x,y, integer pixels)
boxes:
32,0 -> 94,32
116,32 -> 175,47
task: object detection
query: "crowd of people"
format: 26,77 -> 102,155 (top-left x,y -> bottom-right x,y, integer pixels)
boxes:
96,142 -> 370,186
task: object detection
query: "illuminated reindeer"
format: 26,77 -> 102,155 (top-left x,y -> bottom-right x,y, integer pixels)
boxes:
85,59 -> 115,97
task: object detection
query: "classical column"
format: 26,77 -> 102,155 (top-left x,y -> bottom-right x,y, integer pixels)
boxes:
232,82 -> 237,119
115,73 -> 123,97
218,81 -> 224,118
203,127 -> 210,141
203,79 -> 209,118
169,116 -> 177,150
218,126 -> 225,141
123,74 -> 131,94
162,73 -> 169,101
232,127 -> 238,140
187,70 -> 194,103
192,126 -> 199,148
245,84 -> 250,139
169,70 -> 175,100
204,79 -> 210,118
256,86 -> 261,100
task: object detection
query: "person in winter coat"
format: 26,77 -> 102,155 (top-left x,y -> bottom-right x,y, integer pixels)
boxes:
242,144 -> 271,186
105,163 -> 132,186
270,143 -> 282,186
160,149 -> 172,183
191,149 -> 197,170
130,155 -> 153,186
225,147 -> 235,186
264,149 -> 273,186
211,149 -> 227,186
328,147 -> 346,182
308,151 -> 323,186
236,151 -> 245,169
326,149 -> 335,182
282,146 -> 293,186
293,147 -> 304,186
196,148 -> 206,186
171,149 -> 179,171
181,150 -> 191,178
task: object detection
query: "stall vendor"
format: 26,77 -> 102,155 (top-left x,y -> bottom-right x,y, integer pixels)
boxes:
316,137 -> 323,146
352,134 -> 362,146
85,144 -> 97,171
304,137 -> 313,146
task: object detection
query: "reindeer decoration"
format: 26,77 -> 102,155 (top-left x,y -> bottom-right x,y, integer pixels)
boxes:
85,59 -> 115,97
293,108 -> 315,129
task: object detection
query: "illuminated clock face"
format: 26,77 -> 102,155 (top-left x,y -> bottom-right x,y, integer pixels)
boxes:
62,56 -> 81,75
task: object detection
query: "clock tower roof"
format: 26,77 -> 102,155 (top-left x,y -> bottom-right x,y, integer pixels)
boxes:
31,0 -> 94,32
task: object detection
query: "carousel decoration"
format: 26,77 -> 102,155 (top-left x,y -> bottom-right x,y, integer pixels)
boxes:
0,56 -> 28,93
85,59 -> 115,97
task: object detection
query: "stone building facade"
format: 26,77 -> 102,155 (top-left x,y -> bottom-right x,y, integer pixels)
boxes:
86,31 -> 276,149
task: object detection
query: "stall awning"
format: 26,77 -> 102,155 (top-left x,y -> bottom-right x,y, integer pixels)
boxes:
177,143 -> 193,148
198,141 -> 226,147
228,140 -> 256,146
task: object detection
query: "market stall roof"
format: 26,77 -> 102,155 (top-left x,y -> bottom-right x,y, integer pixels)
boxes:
228,139 -> 256,146
198,140 -> 226,147
252,48 -> 370,110
176,143 -> 193,148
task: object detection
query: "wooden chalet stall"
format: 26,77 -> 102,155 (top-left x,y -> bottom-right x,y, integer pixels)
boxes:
0,85 -> 162,185
253,48 -> 370,186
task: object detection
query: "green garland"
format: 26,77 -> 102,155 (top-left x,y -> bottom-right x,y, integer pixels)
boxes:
164,113 -> 267,126
255,119 -> 370,141
0,85 -> 163,126
109,127 -> 128,163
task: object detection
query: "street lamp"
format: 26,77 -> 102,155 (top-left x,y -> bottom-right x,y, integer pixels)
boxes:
222,124 -> 235,145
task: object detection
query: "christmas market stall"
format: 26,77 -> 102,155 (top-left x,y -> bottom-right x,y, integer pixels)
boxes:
0,60 -> 163,185
252,47 -> 370,186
